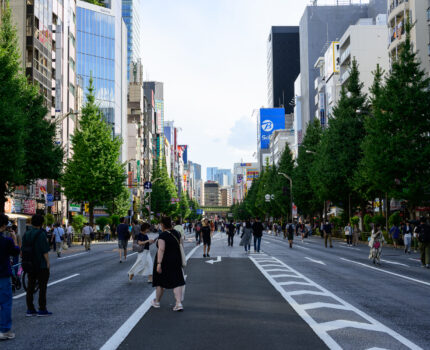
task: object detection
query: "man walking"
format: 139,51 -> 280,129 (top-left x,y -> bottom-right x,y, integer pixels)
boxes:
252,218 -> 264,253
52,223 -> 64,257
323,221 -> 333,248
226,220 -> 235,247
82,223 -> 93,251
23,214 -> 51,317
0,214 -> 20,340
117,217 -> 130,263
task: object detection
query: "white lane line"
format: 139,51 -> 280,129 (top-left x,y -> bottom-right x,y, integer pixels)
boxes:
58,252 -> 87,260
127,252 -> 137,258
294,245 -> 310,250
380,259 -> 409,267
305,257 -> 326,265
13,273 -> 80,300
99,244 -> 200,350
408,258 -> 421,262
250,256 -> 423,350
340,258 -> 430,287
338,245 -> 361,251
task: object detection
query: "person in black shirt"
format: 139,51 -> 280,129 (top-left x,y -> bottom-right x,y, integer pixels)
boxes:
201,219 -> 212,258
226,220 -> 235,247
323,221 -> 333,248
252,218 -> 264,253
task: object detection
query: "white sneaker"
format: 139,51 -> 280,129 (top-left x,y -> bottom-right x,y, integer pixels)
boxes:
151,299 -> 160,308
0,330 -> 15,340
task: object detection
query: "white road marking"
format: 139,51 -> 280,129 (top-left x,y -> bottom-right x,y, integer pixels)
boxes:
305,257 -> 326,265
205,256 -> 222,264
99,244 -> 200,350
340,258 -> 430,287
57,252 -> 87,260
294,245 -> 310,250
338,245 -> 361,251
251,255 -> 422,350
408,258 -> 421,262
127,252 -> 137,258
13,273 -> 80,300
380,259 -> 409,267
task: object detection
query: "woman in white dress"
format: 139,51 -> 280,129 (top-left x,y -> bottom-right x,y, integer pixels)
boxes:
128,223 -> 154,282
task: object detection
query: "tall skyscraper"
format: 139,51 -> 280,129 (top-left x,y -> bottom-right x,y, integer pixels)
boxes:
122,0 -> 142,80
267,27 -> 300,112
193,163 -> 202,181
298,0 -> 385,132
76,0 -> 128,161
206,167 -> 218,182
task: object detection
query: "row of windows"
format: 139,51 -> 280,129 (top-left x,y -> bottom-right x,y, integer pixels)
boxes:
76,7 -> 115,39
77,31 -> 115,60
80,75 -> 115,104
77,52 -> 115,81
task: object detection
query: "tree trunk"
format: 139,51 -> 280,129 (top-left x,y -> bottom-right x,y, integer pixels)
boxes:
0,182 -> 6,214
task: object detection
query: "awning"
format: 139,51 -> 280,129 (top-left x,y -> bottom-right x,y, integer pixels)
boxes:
5,213 -> 32,220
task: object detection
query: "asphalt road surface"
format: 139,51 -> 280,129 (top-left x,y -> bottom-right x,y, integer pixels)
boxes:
5,231 -> 430,350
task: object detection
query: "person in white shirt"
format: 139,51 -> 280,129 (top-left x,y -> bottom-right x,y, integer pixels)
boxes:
52,223 -> 65,257
67,225 -> 74,247
344,223 -> 353,247
82,223 -> 93,251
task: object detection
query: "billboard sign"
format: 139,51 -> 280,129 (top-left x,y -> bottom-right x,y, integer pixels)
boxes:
246,169 -> 260,182
260,108 -> 285,149
324,42 -> 339,81
240,163 -> 252,167
237,174 -> 243,184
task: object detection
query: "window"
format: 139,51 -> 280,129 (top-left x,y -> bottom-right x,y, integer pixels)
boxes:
69,83 -> 75,97
427,8 -> 430,21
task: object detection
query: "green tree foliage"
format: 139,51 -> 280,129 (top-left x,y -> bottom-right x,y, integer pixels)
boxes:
61,77 -> 126,225
0,5 -> 62,211
294,119 -> 323,218
150,158 -> 178,216
95,216 -> 110,229
313,59 -> 368,216
176,192 -> 191,220
71,214 -> 87,235
361,20 -> 430,210
104,185 -> 130,217
275,144 -> 294,220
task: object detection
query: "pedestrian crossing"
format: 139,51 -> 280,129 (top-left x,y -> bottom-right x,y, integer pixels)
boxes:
251,254 -> 422,350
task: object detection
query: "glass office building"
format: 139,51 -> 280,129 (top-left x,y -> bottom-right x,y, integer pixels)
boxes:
122,0 -> 142,80
76,5 -> 115,125
76,0 -> 128,161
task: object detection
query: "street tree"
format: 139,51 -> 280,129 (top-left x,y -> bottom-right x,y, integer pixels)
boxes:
104,185 -> 131,217
61,77 -> 126,225
361,20 -> 430,212
176,192 -> 191,221
294,119 -> 323,219
274,143 -> 295,221
312,59 -> 368,219
150,158 -> 178,217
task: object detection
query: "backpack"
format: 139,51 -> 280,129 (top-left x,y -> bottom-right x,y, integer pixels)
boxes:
21,229 -> 42,273
418,224 -> 430,243
196,225 -> 201,232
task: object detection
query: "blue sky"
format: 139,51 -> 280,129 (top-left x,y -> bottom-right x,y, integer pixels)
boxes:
140,0 -> 310,177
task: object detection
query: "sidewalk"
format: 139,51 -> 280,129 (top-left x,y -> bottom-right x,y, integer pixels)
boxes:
118,239 -> 327,350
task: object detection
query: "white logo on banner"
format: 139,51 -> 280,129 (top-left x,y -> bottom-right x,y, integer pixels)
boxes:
261,120 -> 274,132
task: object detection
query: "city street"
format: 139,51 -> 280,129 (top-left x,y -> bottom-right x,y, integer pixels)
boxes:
5,232 -> 430,350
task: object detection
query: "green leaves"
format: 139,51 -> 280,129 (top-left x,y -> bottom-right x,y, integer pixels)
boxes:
61,76 -> 127,223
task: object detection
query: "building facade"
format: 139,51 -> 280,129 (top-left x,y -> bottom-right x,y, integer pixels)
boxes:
299,1 -> 385,133
220,187 -> 232,207
269,129 -> 294,165
204,182 -> 220,206
267,26 -> 300,112
387,0 -> 430,76
121,0 -> 141,80
143,81 -> 164,162
76,0 -> 128,161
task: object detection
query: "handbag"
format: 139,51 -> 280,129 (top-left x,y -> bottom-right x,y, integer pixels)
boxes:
373,241 -> 381,249
168,231 -> 186,268
133,240 -> 144,253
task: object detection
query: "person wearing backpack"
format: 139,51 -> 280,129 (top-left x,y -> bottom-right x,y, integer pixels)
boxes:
22,214 -> 51,317
418,217 -> 430,269
0,214 -> 20,340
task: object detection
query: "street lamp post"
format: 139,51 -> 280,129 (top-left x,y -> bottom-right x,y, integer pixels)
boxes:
278,172 -> 293,223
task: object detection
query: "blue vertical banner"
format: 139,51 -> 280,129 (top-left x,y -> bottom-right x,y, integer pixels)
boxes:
260,108 -> 285,149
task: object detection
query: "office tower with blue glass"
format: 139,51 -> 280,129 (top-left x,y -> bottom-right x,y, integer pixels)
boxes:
122,0 -> 142,80
76,0 -> 128,161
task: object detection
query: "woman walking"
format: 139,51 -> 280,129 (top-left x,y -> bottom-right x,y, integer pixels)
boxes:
240,221 -> 253,254
369,224 -> 385,265
128,223 -> 154,283
151,217 -> 185,311
201,219 -> 212,258
344,222 -> 353,247
402,221 -> 413,254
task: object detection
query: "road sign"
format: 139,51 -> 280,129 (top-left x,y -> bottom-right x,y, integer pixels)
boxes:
46,193 -> 54,202
196,209 -> 203,215
265,194 -> 271,202
69,203 -> 81,212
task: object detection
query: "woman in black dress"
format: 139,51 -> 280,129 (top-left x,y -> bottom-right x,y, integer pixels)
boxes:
151,216 -> 185,311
